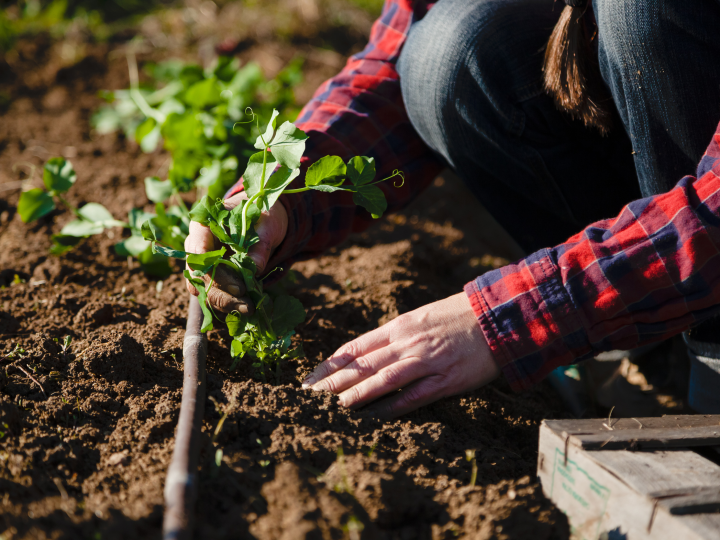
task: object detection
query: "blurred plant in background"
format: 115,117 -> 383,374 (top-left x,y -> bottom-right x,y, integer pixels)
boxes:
0,0 -> 175,50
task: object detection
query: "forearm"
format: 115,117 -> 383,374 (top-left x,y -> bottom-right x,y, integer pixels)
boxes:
466,155 -> 720,391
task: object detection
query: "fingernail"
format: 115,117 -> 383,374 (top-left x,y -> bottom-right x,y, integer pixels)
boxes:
302,375 -> 316,389
227,284 -> 241,296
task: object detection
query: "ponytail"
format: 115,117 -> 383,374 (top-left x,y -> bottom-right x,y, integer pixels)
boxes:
543,0 -> 613,135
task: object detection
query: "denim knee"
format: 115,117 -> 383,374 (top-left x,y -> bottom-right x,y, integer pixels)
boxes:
397,0 -> 551,166
593,0 -> 720,194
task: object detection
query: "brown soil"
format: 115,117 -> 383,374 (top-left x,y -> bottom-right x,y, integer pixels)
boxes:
0,25 -> 570,540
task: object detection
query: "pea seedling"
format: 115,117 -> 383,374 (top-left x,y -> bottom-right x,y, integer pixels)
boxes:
143,110 -> 403,379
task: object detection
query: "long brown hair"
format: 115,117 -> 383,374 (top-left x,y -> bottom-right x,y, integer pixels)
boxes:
543,0 -> 613,135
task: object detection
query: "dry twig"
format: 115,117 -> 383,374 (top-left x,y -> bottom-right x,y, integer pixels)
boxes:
16,365 -> 47,398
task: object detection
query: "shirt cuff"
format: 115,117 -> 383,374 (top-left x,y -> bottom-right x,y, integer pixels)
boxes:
464,249 -> 592,392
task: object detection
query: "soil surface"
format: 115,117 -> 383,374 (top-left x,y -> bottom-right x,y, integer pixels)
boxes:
0,14 -> 570,540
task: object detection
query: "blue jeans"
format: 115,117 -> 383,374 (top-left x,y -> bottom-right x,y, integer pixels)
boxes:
397,0 -> 720,411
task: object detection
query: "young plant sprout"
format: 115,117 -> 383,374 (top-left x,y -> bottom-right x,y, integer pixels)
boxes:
143,110 -> 403,379
18,107 -> 402,380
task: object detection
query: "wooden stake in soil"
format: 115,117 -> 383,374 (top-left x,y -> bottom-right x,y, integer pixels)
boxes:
163,296 -> 207,540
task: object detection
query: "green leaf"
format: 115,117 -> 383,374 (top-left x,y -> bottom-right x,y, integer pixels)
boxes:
254,109 -> 280,149
305,156 -> 346,187
230,338 -> 247,358
49,234 -> 82,255
43,157 -> 77,193
184,77 -> 222,109
60,219 -> 104,237
178,64 -> 204,88
352,185 -> 387,219
260,166 -> 301,212
18,189 -> 55,223
213,56 -> 241,82
138,245 -> 172,278
266,121 -> 308,169
346,156 -> 376,186
184,270 -> 213,332
135,117 -> 158,150
145,177 -> 174,203
115,236 -> 149,257
242,151 -> 278,199
226,312 -> 253,337
195,160 -> 221,188
189,196 -> 212,225
141,220 -> 161,242
186,247 -> 226,272
91,106 -> 121,134
78,203 -> 117,225
271,295 -> 306,337
152,244 -> 187,259
128,208 -> 155,231
162,112 -> 204,152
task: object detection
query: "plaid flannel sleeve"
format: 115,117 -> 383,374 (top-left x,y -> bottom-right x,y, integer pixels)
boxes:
227,0 -> 443,273
466,126 -> 720,392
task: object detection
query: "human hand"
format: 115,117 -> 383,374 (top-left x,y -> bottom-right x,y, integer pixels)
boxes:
183,191 -> 288,314
302,292 -> 500,418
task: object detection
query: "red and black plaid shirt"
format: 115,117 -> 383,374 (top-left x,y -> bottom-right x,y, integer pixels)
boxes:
229,0 -> 720,392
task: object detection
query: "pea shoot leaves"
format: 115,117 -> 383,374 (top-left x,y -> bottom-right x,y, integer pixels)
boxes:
271,295 -> 306,337
254,109 -> 308,170
19,157 -> 80,222
305,156 -> 346,187
145,176 -> 174,203
22,106 -> 398,379
352,185 -> 387,219
242,151 -> 278,199
347,156 -> 376,186
43,157 -> 77,193
18,189 -> 54,223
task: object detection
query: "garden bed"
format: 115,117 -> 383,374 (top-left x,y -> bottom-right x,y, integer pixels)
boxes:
0,18 -> 570,540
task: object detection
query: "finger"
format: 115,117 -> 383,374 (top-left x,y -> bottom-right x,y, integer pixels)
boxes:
366,375 -> 447,419
247,213 -> 281,274
186,278 -> 199,297
303,326 -> 391,388
185,221 -> 217,253
212,264 -> 246,298
222,191 -> 247,211
310,346 -> 402,395
337,356 -> 428,409
204,273 -> 255,315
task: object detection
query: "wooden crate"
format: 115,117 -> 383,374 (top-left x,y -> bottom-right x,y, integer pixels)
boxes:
537,415 -> 720,540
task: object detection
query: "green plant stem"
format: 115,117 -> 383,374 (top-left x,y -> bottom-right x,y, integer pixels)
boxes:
127,52 -> 166,124
55,194 -> 82,218
281,187 -> 311,195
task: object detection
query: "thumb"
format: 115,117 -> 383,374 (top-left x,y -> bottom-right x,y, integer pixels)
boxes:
247,200 -> 288,275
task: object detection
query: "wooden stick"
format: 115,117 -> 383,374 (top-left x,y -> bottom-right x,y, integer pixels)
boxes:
162,296 -> 207,540
16,365 -> 46,398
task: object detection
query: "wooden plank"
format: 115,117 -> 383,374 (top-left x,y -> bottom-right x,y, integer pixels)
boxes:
544,415 -> 720,436
570,426 -> 720,450
537,421 -> 720,540
656,487 -> 720,515
587,450 -> 720,498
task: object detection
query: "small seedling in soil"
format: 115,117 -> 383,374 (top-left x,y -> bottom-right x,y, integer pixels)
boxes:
465,449 -> 478,487
53,335 -> 72,355
20,55 -> 302,276
5,344 -> 25,359
144,110 -> 403,380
